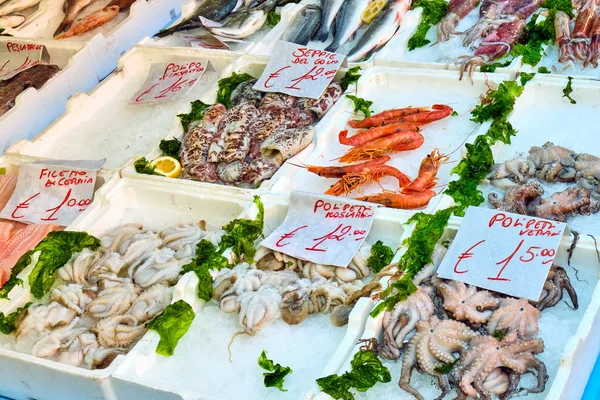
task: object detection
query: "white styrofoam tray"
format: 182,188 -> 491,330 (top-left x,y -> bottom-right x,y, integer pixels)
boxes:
7,0 -> 183,80
372,7 -> 521,76
6,46 -> 241,182
276,67 -> 510,214
0,37 -> 99,153
109,194 -> 410,400
319,217 -> 599,400
0,175 -> 254,400
532,42 -> 600,81
477,74 -> 600,236
120,53 -> 354,197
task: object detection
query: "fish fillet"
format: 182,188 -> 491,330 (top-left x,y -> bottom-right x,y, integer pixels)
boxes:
0,223 -> 60,288
0,219 -> 27,248
0,174 -> 17,211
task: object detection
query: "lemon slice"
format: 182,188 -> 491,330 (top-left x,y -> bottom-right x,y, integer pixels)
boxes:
361,0 -> 387,23
150,156 -> 182,178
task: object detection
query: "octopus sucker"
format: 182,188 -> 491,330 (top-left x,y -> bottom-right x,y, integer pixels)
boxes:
437,280 -> 500,324
487,298 -> 540,338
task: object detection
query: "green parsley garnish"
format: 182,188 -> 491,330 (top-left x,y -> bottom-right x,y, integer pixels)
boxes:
159,138 -> 182,160
367,241 -> 394,273
538,66 -> 551,73
563,76 -> 576,104
148,300 -> 195,356
216,72 -> 255,109
134,157 -> 163,176
340,66 -> 362,91
177,100 -> 211,131
0,303 -> 31,334
407,0 -> 448,50
346,95 -> 374,118
258,350 -> 293,391
266,10 -> 281,27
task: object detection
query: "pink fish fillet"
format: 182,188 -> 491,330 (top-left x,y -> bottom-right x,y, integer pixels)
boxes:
0,223 -> 61,288
0,174 -> 17,211
0,219 -> 27,248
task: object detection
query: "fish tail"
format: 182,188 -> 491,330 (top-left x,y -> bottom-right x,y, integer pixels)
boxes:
54,20 -> 71,37
312,24 -> 330,42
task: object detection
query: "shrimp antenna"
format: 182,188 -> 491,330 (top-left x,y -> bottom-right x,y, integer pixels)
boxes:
443,126 -> 479,158
287,161 -> 307,169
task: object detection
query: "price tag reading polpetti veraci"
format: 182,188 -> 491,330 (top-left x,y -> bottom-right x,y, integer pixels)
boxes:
253,41 -> 345,99
437,207 -> 566,301
261,191 -> 377,268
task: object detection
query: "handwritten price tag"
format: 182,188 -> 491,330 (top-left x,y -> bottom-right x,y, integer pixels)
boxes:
182,34 -> 229,50
261,191 -> 376,267
253,41 -> 344,99
130,60 -> 206,104
0,42 -> 44,80
0,159 -> 105,226
437,207 -> 566,301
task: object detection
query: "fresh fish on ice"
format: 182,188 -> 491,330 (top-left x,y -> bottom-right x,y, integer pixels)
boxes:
325,0 -> 370,52
347,0 -> 411,62
208,0 -> 277,39
0,223 -> 61,288
281,3 -> 322,45
0,14 -> 24,29
155,0 -> 238,37
55,6 -> 120,39
54,0 -> 95,37
312,0 -> 344,42
0,0 -> 40,17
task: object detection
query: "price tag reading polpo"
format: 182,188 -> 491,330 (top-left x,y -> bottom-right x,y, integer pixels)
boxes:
437,207 -> 566,301
130,60 -> 206,104
253,41 -> 344,99
261,191 -> 376,267
0,42 -> 44,80
0,159 -> 105,226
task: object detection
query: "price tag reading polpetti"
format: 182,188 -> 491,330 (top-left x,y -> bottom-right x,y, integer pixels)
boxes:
0,42 -> 44,80
437,207 -> 566,301
261,191 -> 376,267
0,159 -> 105,226
130,60 -> 206,104
253,41 -> 344,99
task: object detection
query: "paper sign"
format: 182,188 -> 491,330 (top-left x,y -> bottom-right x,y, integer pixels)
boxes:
182,34 -> 229,50
130,60 -> 206,104
437,207 -> 566,301
253,41 -> 344,99
260,191 -> 377,267
0,159 -> 105,226
0,42 -> 44,80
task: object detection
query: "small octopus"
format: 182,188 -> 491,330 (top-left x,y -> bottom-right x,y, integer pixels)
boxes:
535,265 -> 579,311
437,280 -> 500,324
488,182 -> 544,215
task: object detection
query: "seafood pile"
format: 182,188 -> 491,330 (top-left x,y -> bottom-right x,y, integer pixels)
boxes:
487,142 -> 600,222
11,222 -> 217,369
157,0 -> 296,40
0,173 -> 61,287
180,80 -> 342,187
0,64 -> 60,117
280,0 -> 412,62
369,243 -> 579,399
555,0 -> 600,68
301,104 -> 453,209
53,0 -> 137,39
214,243 -> 383,356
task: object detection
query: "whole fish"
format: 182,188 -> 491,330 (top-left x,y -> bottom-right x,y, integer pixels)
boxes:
55,5 -> 120,39
324,0 -> 370,52
312,0 -> 344,41
0,14 -> 24,29
347,0 -> 411,62
208,0 -> 276,39
0,0 -> 40,17
155,0 -> 238,38
54,0 -> 95,36
281,3 -> 321,45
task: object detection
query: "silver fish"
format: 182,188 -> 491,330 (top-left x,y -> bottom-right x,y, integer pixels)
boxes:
312,0 -> 344,41
324,0 -> 370,52
347,0 -> 411,62
208,0 -> 277,39
0,14 -> 24,28
281,3 -> 321,45
155,0 -> 238,37
0,0 -> 39,16
54,0 -> 94,36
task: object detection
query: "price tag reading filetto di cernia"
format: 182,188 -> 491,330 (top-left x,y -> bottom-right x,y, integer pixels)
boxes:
261,191 -> 376,267
437,207 -> 566,301
253,41 -> 345,99
130,60 -> 207,104
0,42 -> 45,80
0,159 -> 105,226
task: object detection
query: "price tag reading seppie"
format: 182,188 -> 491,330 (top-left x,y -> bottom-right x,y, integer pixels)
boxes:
0,42 -> 45,80
253,41 -> 345,99
130,60 -> 207,104
437,207 -> 566,301
261,192 -> 377,267
0,159 -> 105,226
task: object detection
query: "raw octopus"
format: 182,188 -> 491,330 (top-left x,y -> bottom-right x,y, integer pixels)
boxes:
180,80 -> 342,187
